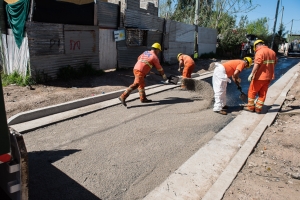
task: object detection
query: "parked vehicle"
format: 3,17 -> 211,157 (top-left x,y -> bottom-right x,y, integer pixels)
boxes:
0,76 -> 28,200
284,34 -> 300,57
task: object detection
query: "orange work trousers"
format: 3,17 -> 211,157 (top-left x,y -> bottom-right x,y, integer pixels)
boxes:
131,69 -> 146,90
120,69 -> 147,101
247,80 -> 270,112
182,64 -> 195,78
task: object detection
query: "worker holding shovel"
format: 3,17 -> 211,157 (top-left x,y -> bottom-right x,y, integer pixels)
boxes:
118,43 -> 167,107
177,53 -> 195,89
244,40 -> 277,113
212,57 -> 252,115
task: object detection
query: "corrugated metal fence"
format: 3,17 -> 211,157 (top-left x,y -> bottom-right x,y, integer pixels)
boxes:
1,31 -> 29,77
27,22 -> 99,79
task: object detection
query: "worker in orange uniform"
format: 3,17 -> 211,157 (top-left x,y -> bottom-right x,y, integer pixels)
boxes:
177,53 -> 195,89
118,43 -> 167,107
213,57 -> 253,115
244,40 -> 277,113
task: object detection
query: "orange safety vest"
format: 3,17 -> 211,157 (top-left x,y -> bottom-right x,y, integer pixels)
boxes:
134,50 -> 164,75
254,46 -> 277,80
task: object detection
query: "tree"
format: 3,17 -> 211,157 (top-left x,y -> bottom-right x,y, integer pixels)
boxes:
217,14 -> 248,56
169,0 -> 256,27
158,0 -> 174,19
276,23 -> 288,42
246,17 -> 269,41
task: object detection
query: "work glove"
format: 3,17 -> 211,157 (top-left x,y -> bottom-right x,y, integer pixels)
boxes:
248,73 -> 253,82
162,74 -> 167,80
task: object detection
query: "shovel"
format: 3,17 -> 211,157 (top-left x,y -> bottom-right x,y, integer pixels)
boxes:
150,72 -> 179,85
237,85 -> 248,103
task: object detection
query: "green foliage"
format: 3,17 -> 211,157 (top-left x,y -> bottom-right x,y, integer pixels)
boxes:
57,63 -> 104,81
1,71 -> 35,86
276,23 -> 288,42
217,15 -> 248,56
246,17 -> 269,39
158,0 -> 175,19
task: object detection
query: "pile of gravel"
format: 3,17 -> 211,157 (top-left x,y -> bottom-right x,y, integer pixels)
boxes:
182,78 -> 214,101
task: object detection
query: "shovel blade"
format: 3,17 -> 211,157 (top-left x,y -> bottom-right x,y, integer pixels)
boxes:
239,92 -> 248,103
168,75 -> 179,85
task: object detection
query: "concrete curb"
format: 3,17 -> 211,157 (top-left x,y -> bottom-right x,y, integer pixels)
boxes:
7,85 -> 157,126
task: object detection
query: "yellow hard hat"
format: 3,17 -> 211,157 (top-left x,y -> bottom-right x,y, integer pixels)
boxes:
177,53 -> 183,60
253,39 -> 264,51
151,43 -> 162,51
244,57 -> 253,68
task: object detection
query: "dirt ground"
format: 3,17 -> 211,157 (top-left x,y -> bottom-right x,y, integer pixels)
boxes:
2,59 -> 216,119
223,70 -> 300,200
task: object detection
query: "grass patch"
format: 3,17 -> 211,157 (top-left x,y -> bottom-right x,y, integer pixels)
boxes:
1,71 -> 35,86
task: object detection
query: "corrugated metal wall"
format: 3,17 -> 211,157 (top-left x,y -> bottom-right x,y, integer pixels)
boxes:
1,31 -> 29,77
99,29 -> 117,69
26,22 -> 64,56
97,1 -> 119,28
27,22 -> 99,78
198,27 -> 217,56
163,20 -> 195,64
124,9 -> 163,31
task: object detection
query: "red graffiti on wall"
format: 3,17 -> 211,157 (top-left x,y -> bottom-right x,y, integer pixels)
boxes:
70,40 -> 80,50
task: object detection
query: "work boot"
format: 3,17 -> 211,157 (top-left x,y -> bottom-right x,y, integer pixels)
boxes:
214,110 -> 227,115
118,97 -> 127,107
255,108 -> 261,114
141,98 -> 152,103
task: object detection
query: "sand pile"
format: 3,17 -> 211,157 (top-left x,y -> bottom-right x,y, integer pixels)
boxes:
182,78 -> 214,101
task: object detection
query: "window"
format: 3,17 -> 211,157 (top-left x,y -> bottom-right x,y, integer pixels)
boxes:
126,29 -> 147,46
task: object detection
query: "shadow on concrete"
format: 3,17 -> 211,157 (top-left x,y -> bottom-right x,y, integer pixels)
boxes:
279,105 -> 300,113
127,97 -> 194,109
28,149 -> 101,200
32,58 -> 215,89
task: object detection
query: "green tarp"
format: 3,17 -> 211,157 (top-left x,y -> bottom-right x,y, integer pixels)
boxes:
6,0 -> 29,48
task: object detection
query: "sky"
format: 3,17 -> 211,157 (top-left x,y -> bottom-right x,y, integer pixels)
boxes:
236,0 -> 300,35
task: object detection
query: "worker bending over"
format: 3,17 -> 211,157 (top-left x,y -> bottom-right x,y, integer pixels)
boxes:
213,57 -> 253,115
118,43 -> 167,107
177,53 -> 195,89
244,40 -> 277,113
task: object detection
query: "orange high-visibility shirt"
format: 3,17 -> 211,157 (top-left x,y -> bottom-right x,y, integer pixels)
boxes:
222,60 -> 246,77
178,54 -> 195,67
134,50 -> 164,75
254,46 -> 277,80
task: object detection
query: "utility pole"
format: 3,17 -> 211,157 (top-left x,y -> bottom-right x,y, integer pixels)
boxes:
271,0 -> 280,50
280,6 -> 284,26
194,0 -> 200,55
290,19 -> 294,35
